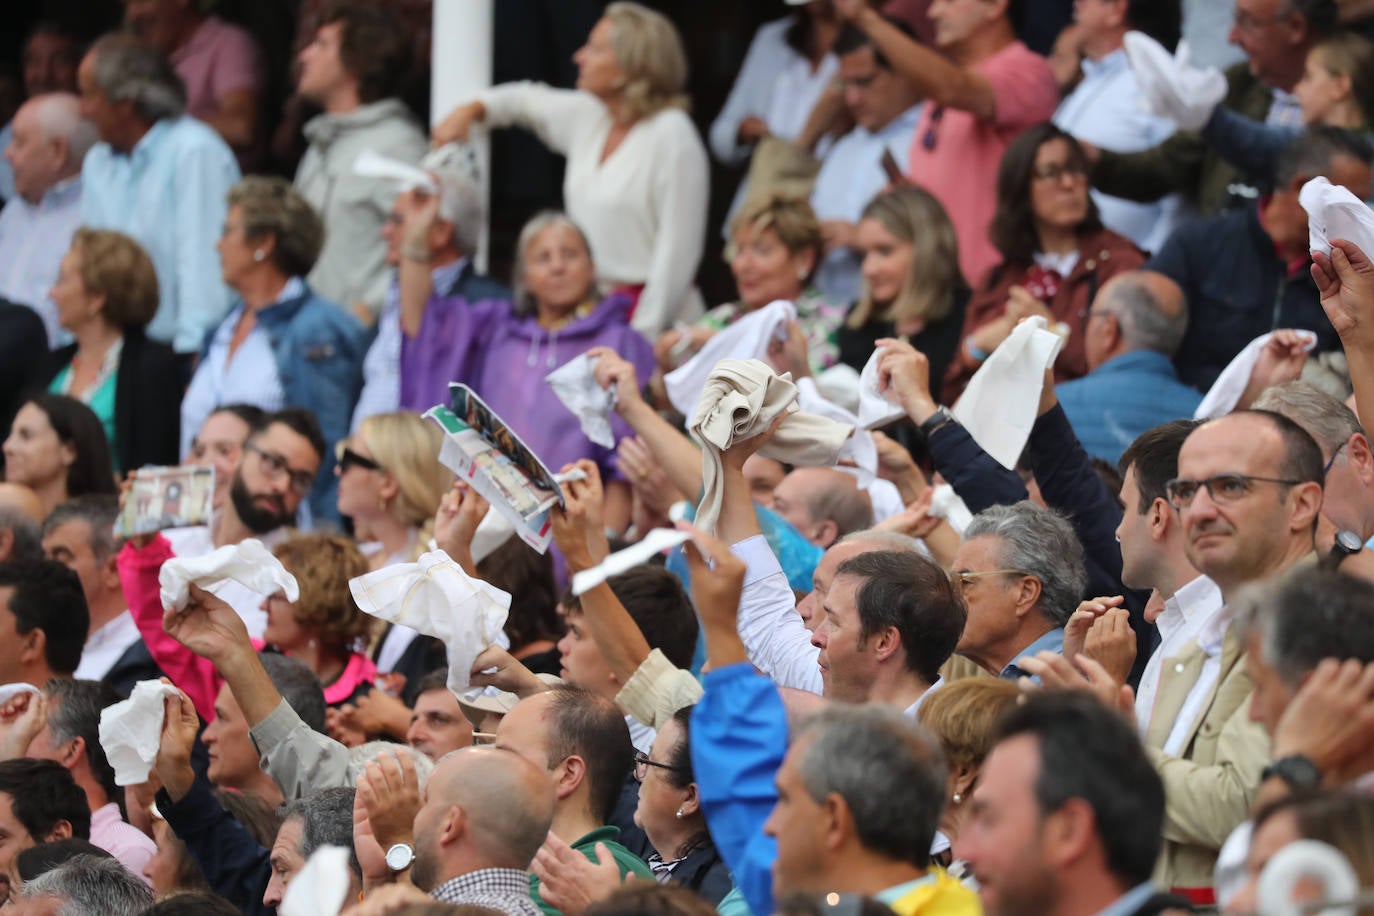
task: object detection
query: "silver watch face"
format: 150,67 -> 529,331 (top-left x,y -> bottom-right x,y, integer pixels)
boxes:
1336,530 -> 1363,554
385,843 -> 414,871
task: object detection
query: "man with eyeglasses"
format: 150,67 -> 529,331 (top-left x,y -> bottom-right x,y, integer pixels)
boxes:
119,407 -> 324,638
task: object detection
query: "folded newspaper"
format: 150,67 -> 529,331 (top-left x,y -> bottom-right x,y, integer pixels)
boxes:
425,384 -> 565,553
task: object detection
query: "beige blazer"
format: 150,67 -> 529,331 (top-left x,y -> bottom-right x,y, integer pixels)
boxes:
1146,622 -> 1270,891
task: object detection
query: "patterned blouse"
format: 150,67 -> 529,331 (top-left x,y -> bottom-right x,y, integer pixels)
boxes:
697,287 -> 847,375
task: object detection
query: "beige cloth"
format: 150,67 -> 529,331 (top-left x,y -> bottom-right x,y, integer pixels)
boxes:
616,648 -> 704,730
691,358 -> 853,533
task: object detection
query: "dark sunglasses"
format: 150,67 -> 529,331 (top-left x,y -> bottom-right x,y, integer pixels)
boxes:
335,441 -> 383,473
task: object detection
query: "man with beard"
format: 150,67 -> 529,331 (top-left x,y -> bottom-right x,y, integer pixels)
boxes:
117,407 -> 324,638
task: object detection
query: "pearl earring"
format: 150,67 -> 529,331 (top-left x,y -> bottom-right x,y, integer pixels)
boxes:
675,807 -> 685,819
253,250 -> 265,262
952,793 -> 962,804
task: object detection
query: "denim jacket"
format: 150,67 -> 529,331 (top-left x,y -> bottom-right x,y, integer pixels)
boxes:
215,285 -> 365,525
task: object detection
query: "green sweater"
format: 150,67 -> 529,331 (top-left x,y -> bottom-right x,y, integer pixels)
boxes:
529,825 -> 655,916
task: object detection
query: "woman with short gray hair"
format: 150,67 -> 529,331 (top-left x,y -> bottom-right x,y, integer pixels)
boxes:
181,175 -> 366,524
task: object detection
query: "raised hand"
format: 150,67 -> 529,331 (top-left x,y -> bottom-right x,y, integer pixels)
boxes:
551,461 -> 608,572
680,522 -> 749,668
468,645 -> 549,699
1313,239 -> 1374,343
589,347 -> 646,416
357,748 -> 422,852
0,689 -> 44,762
163,583 -> 253,666
1061,595 -> 1125,663
874,338 -> 937,422
433,481 -> 489,574
154,686 -> 202,802
432,101 -> 484,147
1271,658 -> 1374,784
1082,608 -> 1137,686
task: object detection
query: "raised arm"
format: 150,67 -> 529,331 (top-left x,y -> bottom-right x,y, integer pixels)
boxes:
591,346 -> 703,499
1314,240 -> 1374,432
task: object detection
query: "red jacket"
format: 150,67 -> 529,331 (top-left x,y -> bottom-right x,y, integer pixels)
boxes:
942,228 -> 1144,404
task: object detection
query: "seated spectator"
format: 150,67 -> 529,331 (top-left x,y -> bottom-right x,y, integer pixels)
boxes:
1055,271 -> 1201,463
181,175 -> 366,524
1148,126 -> 1372,390
0,302 -> 50,448
832,0 -> 1060,286
655,195 -> 846,378
17,853 -> 152,915
78,34 -> 239,356
401,210 -> 655,535
434,2 -> 709,336
0,23 -> 81,201
914,678 -> 1020,863
951,501 -> 1085,678
945,123 -> 1145,402
23,679 -> 155,879
124,0 -> 266,169
836,188 -> 967,402
261,788 -> 359,909
404,670 -> 476,760
15,838 -> 113,883
0,758 -> 91,903
143,789 -> 280,899
40,228 -> 182,472
292,2 -> 426,318
352,164 -> 511,431
184,404 -> 264,513
1051,0 -> 1181,252
4,395 -> 117,517
0,484 -> 44,563
809,21 -> 925,305
0,559 -> 87,687
0,93 -> 95,344
770,467 -> 874,549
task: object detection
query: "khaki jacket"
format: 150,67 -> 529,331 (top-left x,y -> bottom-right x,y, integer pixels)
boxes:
1146,622 -> 1269,891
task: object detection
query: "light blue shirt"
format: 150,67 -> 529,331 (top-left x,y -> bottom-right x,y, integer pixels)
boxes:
1001,627 -> 1066,680
179,277 -> 304,457
0,121 -> 14,202
351,258 -> 467,431
81,116 -> 240,353
1054,50 -> 1180,253
1182,0 -> 1245,70
0,175 -> 82,345
1094,882 -> 1157,916
810,104 -> 923,304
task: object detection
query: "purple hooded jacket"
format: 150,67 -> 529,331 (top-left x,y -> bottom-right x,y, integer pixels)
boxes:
400,291 -> 655,481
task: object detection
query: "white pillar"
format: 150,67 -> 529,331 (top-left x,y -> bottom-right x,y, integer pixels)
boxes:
432,0 -> 494,272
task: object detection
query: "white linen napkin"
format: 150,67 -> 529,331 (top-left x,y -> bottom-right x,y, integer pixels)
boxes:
546,353 -> 616,448
952,317 -> 1064,470
857,348 -> 907,430
280,845 -> 351,916
98,680 -> 181,786
1123,32 -> 1227,130
664,300 -> 796,414
571,528 -> 692,596
1299,176 -> 1374,258
1193,330 -> 1318,420
158,539 -> 299,612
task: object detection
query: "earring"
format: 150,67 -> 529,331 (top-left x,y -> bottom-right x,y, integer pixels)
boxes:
797,269 -> 807,281
675,807 -> 685,819
951,793 -> 962,805
253,250 -> 265,262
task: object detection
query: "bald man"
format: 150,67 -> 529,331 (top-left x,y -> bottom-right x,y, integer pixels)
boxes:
770,467 -> 874,548
1055,270 -> 1204,463
407,747 -> 553,914
0,483 -> 44,563
0,93 -> 96,344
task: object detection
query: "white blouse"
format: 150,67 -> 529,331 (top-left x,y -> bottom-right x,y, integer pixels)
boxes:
478,82 -> 708,336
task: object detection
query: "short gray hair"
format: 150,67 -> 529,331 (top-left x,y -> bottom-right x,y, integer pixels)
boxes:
420,145 -> 484,257
21,854 -> 153,915
1235,566 -> 1374,691
793,706 -> 946,868
89,35 -> 186,123
1254,380 -> 1364,460
42,495 -> 120,564
963,501 -> 1086,626
282,787 -> 360,877
838,529 -> 923,553
511,211 -> 598,317
27,93 -> 98,166
1098,273 -> 1188,357
0,508 -> 42,562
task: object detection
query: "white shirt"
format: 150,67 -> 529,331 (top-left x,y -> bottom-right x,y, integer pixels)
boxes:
627,715 -> 657,756
905,676 -> 943,719
179,277 -> 303,457
163,524 -> 290,638
1135,574 -> 1222,736
1053,49 -> 1182,253
73,610 -> 142,682
732,534 -> 823,695
479,83 -> 708,337
1162,603 -> 1234,756
811,105 -> 923,304
0,176 -> 83,345
708,17 -> 809,166
764,54 -> 839,146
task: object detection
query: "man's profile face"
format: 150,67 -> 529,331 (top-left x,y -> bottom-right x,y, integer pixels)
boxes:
43,520 -> 103,612
0,791 -> 42,905
810,573 -> 876,703
407,688 -> 474,759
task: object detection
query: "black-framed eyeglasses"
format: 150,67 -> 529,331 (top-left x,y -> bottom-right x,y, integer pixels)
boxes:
1031,161 -> 1087,183
1164,473 -> 1303,509
921,105 -> 945,152
633,752 -> 687,783
1325,440 -> 1348,477
247,445 -> 316,495
335,440 -> 384,474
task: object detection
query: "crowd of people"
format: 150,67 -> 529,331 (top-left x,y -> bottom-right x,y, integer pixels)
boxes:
3,0 -> 1374,915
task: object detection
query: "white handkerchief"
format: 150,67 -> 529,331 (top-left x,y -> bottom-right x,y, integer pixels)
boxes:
1193,330 -> 1319,420
1123,33 -> 1226,130
664,300 -> 796,414
352,150 -> 438,193
0,684 -> 39,705
813,363 -> 861,414
159,539 -> 299,612
1300,176 -> 1374,258
927,484 -> 974,535
866,478 -> 905,524
571,528 -> 692,596
796,377 -> 877,486
280,845 -> 351,916
350,551 -> 510,695
952,317 -> 1065,470
546,354 -> 616,448
857,349 -> 906,430
99,680 -> 180,786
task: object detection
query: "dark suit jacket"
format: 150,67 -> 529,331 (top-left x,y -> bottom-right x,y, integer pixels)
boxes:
43,328 -> 182,472
103,639 -> 165,700
0,301 -> 48,455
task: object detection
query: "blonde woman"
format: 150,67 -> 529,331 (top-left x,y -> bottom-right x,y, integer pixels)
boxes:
431,2 -> 708,337
837,186 -> 968,403
40,228 -> 181,472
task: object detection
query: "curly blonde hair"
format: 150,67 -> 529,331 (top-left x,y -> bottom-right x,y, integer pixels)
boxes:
69,228 -> 159,331
273,533 -> 377,654
605,2 -> 689,121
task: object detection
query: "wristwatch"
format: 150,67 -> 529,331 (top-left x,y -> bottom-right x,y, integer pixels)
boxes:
1322,530 -> 1363,571
1260,755 -> 1322,791
917,406 -> 956,443
385,843 -> 416,872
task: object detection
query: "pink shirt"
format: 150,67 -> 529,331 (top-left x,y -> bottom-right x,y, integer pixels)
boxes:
91,802 -> 156,886
172,16 -> 263,133
906,41 -> 1059,287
